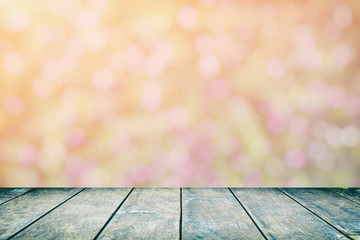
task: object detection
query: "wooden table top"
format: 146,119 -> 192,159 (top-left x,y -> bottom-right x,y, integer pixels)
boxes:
0,188 -> 359,239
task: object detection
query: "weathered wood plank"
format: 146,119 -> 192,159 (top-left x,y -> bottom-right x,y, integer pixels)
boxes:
231,188 -> 349,240
330,188 -> 360,205
281,188 -> 360,238
97,188 -> 180,240
0,188 -> 81,239
0,188 -> 33,205
182,188 -> 264,240
11,188 -> 131,239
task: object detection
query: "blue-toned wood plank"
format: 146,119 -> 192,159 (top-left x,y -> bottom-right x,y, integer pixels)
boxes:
231,188 -> 349,240
0,188 -> 81,239
182,188 -> 264,240
0,188 -> 33,205
281,188 -> 360,239
97,188 -> 180,240
11,188 -> 131,239
330,188 -> 360,205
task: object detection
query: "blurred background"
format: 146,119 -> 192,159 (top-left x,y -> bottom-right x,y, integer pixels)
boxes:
0,0 -> 359,187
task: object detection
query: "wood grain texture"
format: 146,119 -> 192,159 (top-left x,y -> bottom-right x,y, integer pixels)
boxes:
98,188 -> 180,240
0,187 -> 358,239
11,188 -> 131,240
231,188 -> 348,240
330,188 -> 360,205
182,188 -> 264,240
281,188 -> 360,239
0,188 -> 33,205
0,188 -> 80,240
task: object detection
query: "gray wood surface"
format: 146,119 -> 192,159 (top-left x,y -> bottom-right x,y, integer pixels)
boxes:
182,188 -> 264,240
0,188 -> 81,239
281,188 -> 360,239
0,188 -> 358,239
97,188 -> 180,240
231,188 -> 349,240
0,188 -> 33,205
11,188 -> 131,240
330,188 -> 360,205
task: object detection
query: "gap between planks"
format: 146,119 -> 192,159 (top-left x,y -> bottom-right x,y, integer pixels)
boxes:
228,188 -> 268,240
7,188 -> 85,239
328,189 -> 360,206
179,188 -> 182,240
0,188 -> 36,207
93,188 -> 134,240
277,188 -> 354,240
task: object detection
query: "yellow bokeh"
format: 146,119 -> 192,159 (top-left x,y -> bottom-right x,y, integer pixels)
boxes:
0,0 -> 359,187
